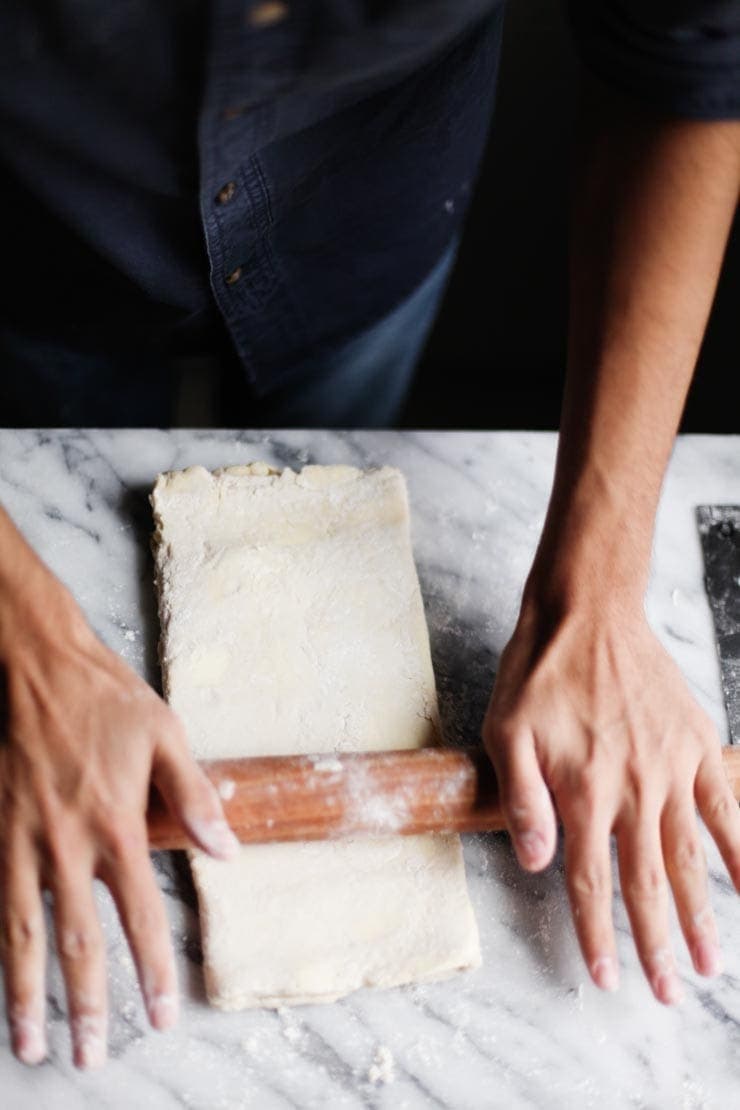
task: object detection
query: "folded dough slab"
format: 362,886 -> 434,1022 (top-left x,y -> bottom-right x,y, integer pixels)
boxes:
151,463 -> 480,1009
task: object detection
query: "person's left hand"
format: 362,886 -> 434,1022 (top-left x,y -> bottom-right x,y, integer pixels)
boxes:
483,590 -> 740,1002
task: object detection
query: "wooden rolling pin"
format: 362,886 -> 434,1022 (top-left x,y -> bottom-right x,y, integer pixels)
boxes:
147,745 -> 740,850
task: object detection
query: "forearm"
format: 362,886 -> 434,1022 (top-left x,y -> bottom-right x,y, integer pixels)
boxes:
531,86 -> 740,609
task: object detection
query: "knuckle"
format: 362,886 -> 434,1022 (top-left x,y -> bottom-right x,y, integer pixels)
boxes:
569,865 -> 609,901
44,827 -> 76,877
580,794 -> 601,823
58,927 -> 101,962
623,865 -> 666,904
493,719 -> 520,749
689,903 -> 714,937
104,820 -> 146,867
574,762 -> 601,796
705,791 -> 736,826
583,781 -> 606,819
70,1008 -> 107,1048
1,910 -> 43,955
624,760 -> 652,804
670,837 -> 704,875
71,1007 -> 106,1029
560,784 -> 600,825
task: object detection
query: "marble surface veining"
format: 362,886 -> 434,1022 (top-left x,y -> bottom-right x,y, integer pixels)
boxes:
0,429 -> 738,1110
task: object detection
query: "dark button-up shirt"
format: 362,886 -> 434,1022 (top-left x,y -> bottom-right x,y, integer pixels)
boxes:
1,1 -> 739,395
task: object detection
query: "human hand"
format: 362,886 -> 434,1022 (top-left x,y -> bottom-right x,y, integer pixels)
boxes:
0,564 -> 237,1068
483,591 -> 740,1003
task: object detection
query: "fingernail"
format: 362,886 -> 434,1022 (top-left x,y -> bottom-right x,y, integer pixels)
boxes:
516,830 -> 547,867
11,1015 -> 47,1065
591,955 -> 619,992
147,992 -> 179,1031
648,948 -> 684,1005
72,1015 -> 106,1070
692,937 -> 723,977
192,818 -> 240,860
654,971 -> 683,1006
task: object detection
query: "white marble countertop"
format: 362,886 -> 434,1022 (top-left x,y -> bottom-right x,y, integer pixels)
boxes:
0,429 -> 738,1109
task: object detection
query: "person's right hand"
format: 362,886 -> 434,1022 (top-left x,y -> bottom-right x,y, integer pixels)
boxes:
0,542 -> 238,1069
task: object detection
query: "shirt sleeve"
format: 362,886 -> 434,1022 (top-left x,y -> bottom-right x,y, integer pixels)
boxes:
567,0 -> 740,119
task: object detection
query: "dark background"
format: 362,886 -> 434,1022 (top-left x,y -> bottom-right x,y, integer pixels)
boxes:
402,0 -> 738,433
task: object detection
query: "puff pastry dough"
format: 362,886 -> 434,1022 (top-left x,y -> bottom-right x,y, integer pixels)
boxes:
151,463 -> 480,1009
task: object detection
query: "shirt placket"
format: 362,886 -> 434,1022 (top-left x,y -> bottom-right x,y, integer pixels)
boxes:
198,0 -> 300,386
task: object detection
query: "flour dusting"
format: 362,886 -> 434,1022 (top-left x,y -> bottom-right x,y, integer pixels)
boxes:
342,759 -> 413,833
218,778 -> 236,801
368,1044 -> 395,1085
308,755 -> 344,774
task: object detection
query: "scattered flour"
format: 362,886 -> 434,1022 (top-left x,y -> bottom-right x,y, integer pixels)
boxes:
368,1044 -> 395,1086
308,755 -> 344,773
116,948 -> 134,972
218,778 -> 236,801
277,1006 -> 304,1047
682,1075 -> 708,1110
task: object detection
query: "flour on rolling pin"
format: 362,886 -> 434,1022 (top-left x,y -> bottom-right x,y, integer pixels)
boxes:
306,750 -> 475,835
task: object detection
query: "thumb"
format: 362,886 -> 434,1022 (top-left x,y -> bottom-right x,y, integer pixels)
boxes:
152,730 -> 240,861
487,729 -> 557,871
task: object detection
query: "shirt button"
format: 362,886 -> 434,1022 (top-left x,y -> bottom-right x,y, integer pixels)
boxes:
247,1 -> 289,28
225,267 -> 243,286
216,181 -> 237,205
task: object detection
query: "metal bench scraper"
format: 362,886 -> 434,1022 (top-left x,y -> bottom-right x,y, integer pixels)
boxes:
697,505 -> 740,744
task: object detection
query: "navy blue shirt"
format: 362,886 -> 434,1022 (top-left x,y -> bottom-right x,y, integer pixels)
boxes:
1,2 -> 739,395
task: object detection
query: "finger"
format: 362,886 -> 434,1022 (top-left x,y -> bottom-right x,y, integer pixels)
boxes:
616,814 -> 681,1005
99,830 -> 179,1032
562,812 -> 618,991
0,830 -> 47,1065
487,729 -> 557,871
695,755 -> 740,890
51,862 -> 107,1070
152,729 -> 239,860
662,795 -> 721,977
